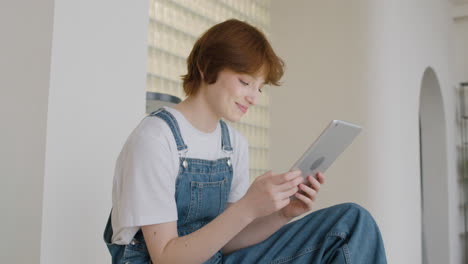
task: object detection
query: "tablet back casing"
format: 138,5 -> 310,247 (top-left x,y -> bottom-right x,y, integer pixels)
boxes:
291,120 -> 361,179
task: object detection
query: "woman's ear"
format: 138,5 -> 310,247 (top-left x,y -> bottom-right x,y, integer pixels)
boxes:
197,63 -> 204,80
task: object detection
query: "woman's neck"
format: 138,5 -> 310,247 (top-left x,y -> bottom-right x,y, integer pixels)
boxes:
174,94 -> 220,133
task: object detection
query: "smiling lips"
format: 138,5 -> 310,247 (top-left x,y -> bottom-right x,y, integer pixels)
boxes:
236,103 -> 248,113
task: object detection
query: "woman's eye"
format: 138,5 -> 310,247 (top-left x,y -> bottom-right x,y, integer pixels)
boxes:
239,79 -> 249,86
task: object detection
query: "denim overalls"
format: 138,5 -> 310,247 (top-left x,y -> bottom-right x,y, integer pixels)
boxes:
104,108 -> 233,264
104,108 -> 387,264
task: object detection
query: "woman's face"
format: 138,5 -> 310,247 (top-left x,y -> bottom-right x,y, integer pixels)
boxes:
203,68 -> 265,122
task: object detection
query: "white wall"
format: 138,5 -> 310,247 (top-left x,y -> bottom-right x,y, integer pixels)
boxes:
0,1 -> 54,263
270,0 -> 461,263
38,0 -> 149,263
270,0 -> 373,208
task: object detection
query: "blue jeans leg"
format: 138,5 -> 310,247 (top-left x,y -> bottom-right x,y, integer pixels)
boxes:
222,203 -> 387,264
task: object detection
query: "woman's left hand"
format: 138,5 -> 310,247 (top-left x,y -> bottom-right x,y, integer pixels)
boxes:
279,172 -> 325,219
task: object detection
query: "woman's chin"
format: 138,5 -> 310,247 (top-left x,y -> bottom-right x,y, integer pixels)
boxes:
224,114 -> 242,123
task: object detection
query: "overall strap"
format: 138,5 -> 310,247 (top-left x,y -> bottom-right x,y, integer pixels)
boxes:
149,108 -> 188,151
219,120 -> 233,152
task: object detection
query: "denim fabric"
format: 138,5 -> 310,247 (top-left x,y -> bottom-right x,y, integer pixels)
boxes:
148,108 -> 187,151
103,108 -> 233,264
222,203 -> 387,264
104,224 -> 151,264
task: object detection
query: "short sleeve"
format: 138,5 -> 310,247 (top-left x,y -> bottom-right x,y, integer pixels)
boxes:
228,134 -> 250,203
114,129 -> 178,228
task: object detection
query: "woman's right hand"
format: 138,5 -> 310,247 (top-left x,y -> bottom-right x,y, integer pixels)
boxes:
239,170 -> 304,220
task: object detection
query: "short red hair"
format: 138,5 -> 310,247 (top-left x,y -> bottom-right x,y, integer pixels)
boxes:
181,19 -> 285,96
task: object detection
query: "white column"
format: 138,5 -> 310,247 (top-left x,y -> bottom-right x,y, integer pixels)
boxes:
0,0 -> 54,263
39,0 -> 149,263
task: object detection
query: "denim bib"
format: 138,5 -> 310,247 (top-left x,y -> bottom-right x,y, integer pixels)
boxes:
104,108 -> 233,264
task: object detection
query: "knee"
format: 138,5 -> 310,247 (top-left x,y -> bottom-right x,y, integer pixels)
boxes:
303,202 -> 375,224
302,202 -> 378,227
335,202 -> 377,225
341,202 -> 369,214
341,203 -> 384,237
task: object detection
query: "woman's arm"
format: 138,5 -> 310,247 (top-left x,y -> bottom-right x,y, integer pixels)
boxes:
142,170 -> 303,264
221,203 -> 293,255
142,200 -> 254,264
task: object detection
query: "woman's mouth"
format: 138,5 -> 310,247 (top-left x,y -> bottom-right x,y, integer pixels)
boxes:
236,103 -> 248,113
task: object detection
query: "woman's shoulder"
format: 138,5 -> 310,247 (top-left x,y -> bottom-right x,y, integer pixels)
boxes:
124,114 -> 176,150
134,115 -> 171,136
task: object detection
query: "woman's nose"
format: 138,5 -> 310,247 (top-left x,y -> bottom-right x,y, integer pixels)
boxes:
246,93 -> 258,106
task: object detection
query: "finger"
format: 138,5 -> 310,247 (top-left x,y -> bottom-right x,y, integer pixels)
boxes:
299,183 -> 318,201
307,175 -> 321,192
278,185 -> 299,200
272,170 -> 301,185
295,192 -> 313,207
276,174 -> 304,192
316,172 -> 325,184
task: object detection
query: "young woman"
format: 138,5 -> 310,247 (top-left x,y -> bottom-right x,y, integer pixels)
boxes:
104,19 -> 387,264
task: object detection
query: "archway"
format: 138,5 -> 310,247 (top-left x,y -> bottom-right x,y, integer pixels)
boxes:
419,67 -> 449,263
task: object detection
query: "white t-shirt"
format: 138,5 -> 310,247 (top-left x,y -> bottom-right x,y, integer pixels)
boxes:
111,106 -> 250,245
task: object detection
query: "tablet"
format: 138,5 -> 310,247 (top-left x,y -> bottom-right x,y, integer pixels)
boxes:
290,120 -> 362,182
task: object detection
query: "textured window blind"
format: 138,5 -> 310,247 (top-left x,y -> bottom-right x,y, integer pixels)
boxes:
147,0 -> 272,182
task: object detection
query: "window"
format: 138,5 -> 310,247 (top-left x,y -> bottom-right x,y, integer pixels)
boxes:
147,0 -> 272,181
